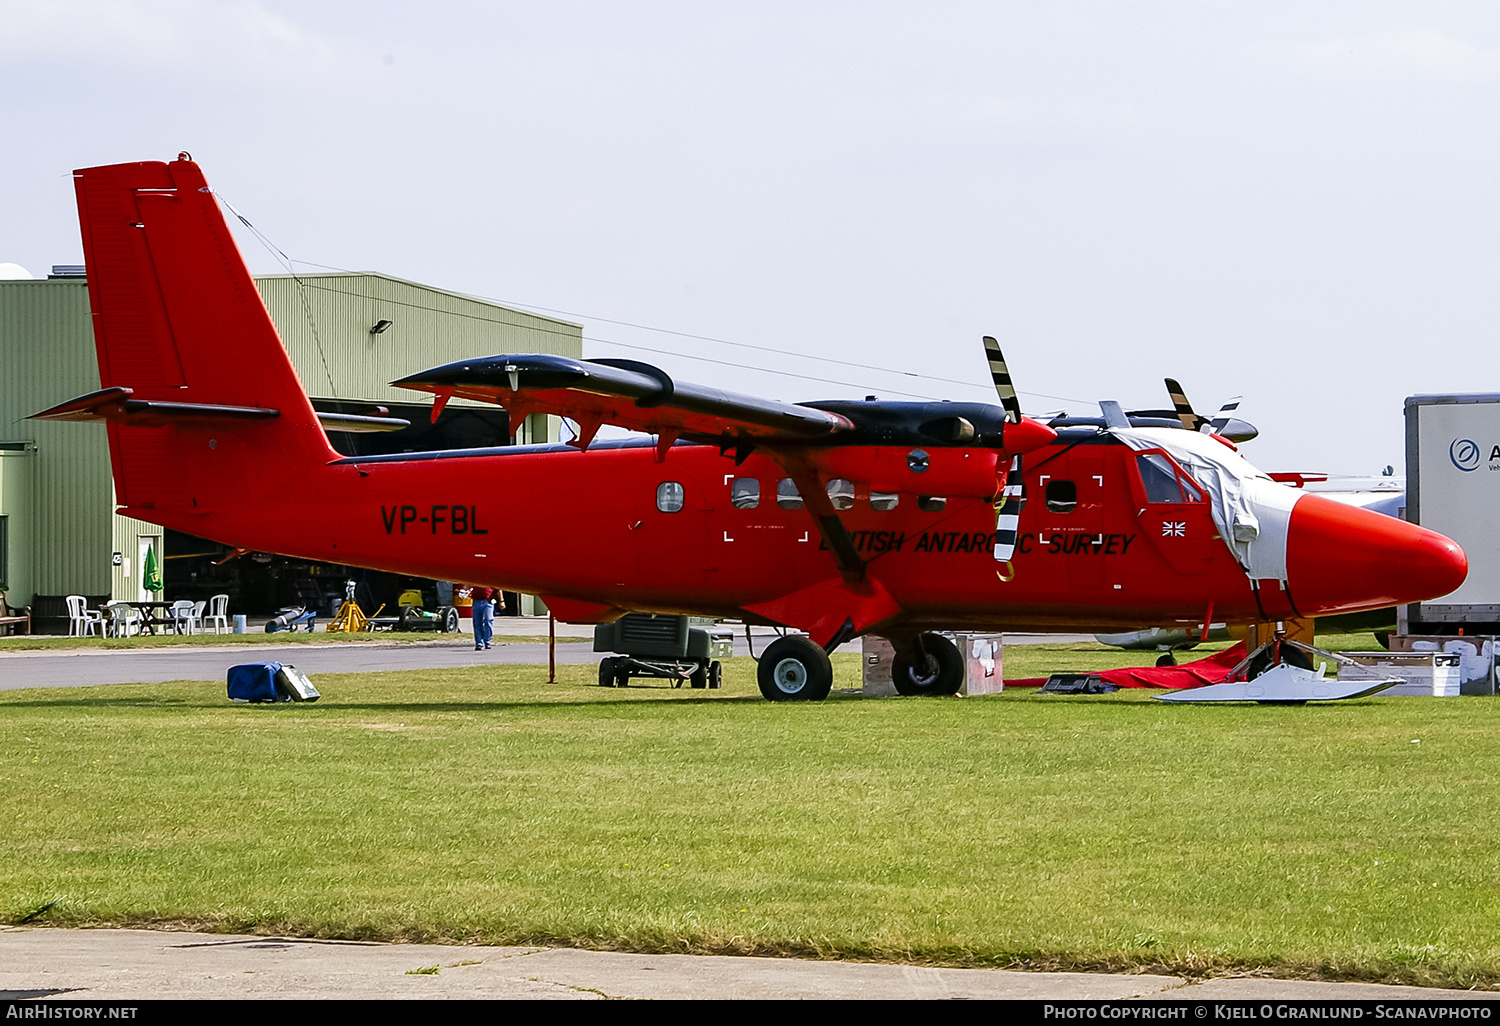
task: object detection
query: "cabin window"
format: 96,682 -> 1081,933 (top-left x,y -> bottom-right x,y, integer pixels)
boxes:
870,491 -> 899,511
776,478 -> 803,510
917,495 -> 946,512
1045,479 -> 1077,513
730,478 -> 760,510
1136,453 -> 1205,504
656,481 -> 685,513
826,478 -> 855,510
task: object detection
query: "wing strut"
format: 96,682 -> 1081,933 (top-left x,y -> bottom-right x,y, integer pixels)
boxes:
775,456 -> 865,582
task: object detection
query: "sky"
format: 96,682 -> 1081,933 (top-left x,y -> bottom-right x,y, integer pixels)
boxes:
2,1 -> 1497,475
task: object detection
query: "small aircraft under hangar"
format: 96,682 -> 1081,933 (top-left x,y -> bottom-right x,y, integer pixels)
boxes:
34,155 -> 1470,701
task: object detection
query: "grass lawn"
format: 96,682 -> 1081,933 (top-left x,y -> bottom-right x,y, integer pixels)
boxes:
2,637 -> 1495,989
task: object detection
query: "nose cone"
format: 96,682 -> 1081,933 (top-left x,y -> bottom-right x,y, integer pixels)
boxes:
1005,416 -> 1058,455
1286,494 -> 1468,616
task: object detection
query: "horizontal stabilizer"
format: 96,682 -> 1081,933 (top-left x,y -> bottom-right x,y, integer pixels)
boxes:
31,386 -> 279,426
315,411 -> 411,434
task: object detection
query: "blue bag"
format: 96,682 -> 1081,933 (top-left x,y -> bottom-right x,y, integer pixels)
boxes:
228,662 -> 288,703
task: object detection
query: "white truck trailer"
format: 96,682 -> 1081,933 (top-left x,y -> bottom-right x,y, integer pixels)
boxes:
1401,393 -> 1500,638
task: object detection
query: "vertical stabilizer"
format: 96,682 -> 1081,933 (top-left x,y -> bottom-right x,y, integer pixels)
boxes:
70,156 -> 336,517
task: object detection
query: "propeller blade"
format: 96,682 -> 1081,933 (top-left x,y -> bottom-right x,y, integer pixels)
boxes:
983,335 -> 1022,424
982,336 -> 1038,576
1164,378 -> 1207,432
993,455 -> 1024,563
1209,396 -> 1243,435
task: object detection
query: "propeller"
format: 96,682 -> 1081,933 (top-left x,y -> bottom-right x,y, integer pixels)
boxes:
1164,377 -> 1208,432
982,336 -> 1027,573
1159,378 -> 1256,443
1208,396 -> 1243,435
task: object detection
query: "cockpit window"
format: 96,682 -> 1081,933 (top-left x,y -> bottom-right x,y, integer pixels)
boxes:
1137,453 -> 1204,503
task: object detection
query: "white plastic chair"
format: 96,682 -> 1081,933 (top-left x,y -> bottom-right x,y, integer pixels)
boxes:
66,595 -> 103,638
169,600 -> 200,635
203,594 -> 229,635
102,601 -> 142,638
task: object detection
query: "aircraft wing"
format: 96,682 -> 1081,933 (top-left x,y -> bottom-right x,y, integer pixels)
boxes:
393,353 -> 854,451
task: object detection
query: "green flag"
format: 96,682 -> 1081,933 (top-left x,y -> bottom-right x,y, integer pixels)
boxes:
143,544 -> 163,594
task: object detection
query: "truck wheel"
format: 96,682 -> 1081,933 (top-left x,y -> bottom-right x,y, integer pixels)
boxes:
709,661 -> 723,689
757,636 -> 832,702
892,633 -> 964,696
439,606 -> 459,633
598,657 -> 618,687
690,662 -> 708,688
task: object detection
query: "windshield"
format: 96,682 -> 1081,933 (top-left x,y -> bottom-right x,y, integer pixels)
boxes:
1136,452 -> 1205,503
1112,426 -> 1299,581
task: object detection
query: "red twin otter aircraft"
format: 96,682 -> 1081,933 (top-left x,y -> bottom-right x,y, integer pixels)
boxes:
36,156 -> 1469,701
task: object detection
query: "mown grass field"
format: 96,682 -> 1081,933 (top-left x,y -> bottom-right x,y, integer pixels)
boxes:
2,638 -> 1495,988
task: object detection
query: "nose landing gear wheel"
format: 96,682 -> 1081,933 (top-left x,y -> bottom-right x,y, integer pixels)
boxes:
757,636 -> 833,702
892,633 -> 964,696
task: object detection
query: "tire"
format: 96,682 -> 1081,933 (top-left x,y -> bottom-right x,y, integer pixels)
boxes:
690,662 -> 708,689
598,657 -> 618,688
708,661 -> 723,689
891,633 -> 964,696
438,606 -> 459,633
399,606 -> 423,631
1246,647 -> 1274,681
1281,644 -> 1315,671
757,636 -> 833,702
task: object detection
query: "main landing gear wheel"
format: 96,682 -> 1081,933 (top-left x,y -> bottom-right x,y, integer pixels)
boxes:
892,633 -> 964,696
757,637 -> 833,702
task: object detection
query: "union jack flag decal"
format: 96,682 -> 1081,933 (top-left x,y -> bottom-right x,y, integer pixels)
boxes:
1162,521 -> 1186,537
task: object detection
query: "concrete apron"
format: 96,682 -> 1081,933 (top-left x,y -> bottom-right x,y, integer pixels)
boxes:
1,929 -> 1494,1000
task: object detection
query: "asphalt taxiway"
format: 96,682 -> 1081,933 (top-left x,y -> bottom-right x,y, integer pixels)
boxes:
2,929 -> 1494,1001
0,625 -> 1091,690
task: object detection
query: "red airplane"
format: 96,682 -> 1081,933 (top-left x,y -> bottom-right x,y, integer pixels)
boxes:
35,156 -> 1469,701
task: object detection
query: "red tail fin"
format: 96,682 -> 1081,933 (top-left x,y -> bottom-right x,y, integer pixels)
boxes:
71,156 -> 336,519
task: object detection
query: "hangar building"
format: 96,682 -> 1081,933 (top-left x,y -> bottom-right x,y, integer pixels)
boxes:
0,268 -> 581,629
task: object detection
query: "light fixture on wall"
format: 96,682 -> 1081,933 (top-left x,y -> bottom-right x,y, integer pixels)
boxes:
370,319 -> 394,335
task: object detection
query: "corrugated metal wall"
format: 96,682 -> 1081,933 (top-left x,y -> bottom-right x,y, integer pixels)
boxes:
0,281 -> 115,598
0,275 -> 582,605
255,274 -> 581,408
